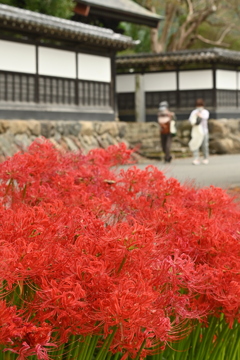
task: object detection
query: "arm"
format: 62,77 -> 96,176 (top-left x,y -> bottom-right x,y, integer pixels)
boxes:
189,110 -> 197,125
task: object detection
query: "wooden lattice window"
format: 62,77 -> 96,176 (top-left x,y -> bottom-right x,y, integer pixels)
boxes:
0,71 -> 35,102
78,80 -> 110,107
117,93 -> 135,111
39,76 -> 75,105
217,90 -> 237,107
145,91 -> 177,109
179,90 -> 214,108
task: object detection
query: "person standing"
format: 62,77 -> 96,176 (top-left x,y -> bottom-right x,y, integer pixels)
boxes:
157,101 -> 176,163
188,98 -> 210,165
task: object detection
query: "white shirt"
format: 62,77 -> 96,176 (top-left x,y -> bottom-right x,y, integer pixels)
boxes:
189,107 -> 209,135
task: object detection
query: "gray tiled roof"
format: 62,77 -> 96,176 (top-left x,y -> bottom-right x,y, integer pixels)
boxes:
0,4 -> 138,50
117,48 -> 240,68
79,0 -> 162,21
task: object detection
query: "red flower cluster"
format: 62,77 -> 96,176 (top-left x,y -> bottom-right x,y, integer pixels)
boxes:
0,138 -> 239,360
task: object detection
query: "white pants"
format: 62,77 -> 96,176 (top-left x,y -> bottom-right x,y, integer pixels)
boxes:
193,133 -> 209,159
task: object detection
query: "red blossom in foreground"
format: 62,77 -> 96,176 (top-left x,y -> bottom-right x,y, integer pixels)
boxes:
0,138 -> 239,359
0,301 -> 55,359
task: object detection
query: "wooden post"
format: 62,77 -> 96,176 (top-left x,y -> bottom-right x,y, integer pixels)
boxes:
212,65 -> 217,109
35,45 -> 39,103
135,74 -> 145,122
75,52 -> 79,105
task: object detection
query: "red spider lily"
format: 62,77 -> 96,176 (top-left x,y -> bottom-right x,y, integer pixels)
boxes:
0,138 -> 239,359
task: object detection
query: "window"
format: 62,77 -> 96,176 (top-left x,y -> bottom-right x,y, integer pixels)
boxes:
0,71 -> 35,102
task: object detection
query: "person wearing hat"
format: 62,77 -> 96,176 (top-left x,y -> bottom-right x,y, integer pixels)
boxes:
157,101 -> 176,163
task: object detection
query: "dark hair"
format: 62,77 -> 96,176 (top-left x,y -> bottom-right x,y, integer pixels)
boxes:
196,98 -> 204,107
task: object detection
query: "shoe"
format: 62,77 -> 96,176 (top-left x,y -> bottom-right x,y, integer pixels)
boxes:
164,156 -> 172,163
192,159 -> 200,165
202,159 -> 209,165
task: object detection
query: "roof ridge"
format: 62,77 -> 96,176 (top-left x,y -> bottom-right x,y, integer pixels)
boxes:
77,0 -> 162,20
0,3 -> 138,49
117,47 -> 240,59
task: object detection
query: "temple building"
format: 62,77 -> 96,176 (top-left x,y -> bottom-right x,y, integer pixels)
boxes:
116,48 -> 240,121
0,2 -> 161,121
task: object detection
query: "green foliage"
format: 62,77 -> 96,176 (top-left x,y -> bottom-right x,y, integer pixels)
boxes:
0,0 -> 74,18
148,317 -> 240,360
119,22 -> 151,53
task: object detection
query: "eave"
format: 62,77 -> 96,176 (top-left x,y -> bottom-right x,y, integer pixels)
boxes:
0,4 -> 138,51
116,48 -> 240,71
76,0 -> 163,28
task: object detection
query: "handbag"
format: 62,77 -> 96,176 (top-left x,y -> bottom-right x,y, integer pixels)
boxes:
188,124 -> 204,151
195,116 -> 202,125
170,120 -> 177,136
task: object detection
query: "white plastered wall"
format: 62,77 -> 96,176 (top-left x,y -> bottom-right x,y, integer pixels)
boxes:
0,40 -> 36,74
179,70 -> 213,90
216,70 -> 237,90
238,73 -> 240,90
144,72 -> 177,91
38,47 -> 76,78
78,54 -> 111,82
116,74 -> 135,93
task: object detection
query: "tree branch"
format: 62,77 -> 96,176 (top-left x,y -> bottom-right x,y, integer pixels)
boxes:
171,4 -> 217,50
186,0 -> 194,19
196,25 -> 233,48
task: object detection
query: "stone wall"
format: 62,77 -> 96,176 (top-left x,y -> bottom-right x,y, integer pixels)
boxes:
0,118 -> 240,161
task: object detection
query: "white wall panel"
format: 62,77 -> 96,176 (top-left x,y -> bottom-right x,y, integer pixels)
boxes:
39,47 -> 76,78
78,54 -> 111,82
238,72 -> 240,90
179,70 -> 213,90
216,70 -> 237,90
144,72 -> 177,91
116,74 -> 135,93
0,40 -> 36,74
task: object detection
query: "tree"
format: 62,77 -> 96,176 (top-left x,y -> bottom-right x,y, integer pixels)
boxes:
128,0 -> 240,53
0,0 -> 74,18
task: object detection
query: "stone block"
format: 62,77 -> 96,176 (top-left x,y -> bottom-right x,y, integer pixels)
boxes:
65,122 -> 82,136
41,121 -> 55,138
14,133 -> 32,151
79,121 -> 94,136
0,133 -> 18,156
125,122 -> 159,143
55,121 -> 65,135
0,120 -> 9,134
48,137 -> 62,151
94,122 -> 119,137
5,120 -> 29,135
226,119 -> 240,133
69,136 -> 83,151
117,122 -> 127,138
178,120 -> 192,132
96,133 -> 118,148
116,137 -> 129,148
182,130 -> 191,138
208,120 -> 230,138
63,137 -> 79,152
27,120 -> 41,136
210,138 -> 234,154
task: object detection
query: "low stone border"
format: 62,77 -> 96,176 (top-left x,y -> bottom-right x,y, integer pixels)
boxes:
0,118 -> 240,160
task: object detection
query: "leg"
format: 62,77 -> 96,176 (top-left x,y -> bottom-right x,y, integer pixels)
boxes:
160,134 -> 167,160
164,134 -> 172,162
192,147 -> 201,165
201,133 -> 209,159
193,148 -> 199,160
